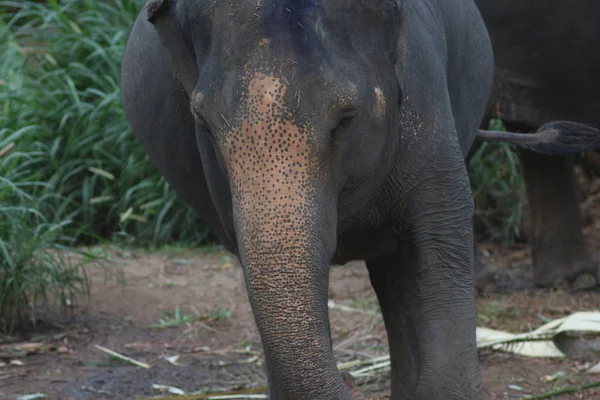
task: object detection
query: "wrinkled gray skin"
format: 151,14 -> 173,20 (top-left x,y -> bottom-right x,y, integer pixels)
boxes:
122,1 -> 491,398
473,0 -> 600,289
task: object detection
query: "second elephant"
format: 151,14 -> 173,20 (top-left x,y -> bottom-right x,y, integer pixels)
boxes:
474,0 -> 600,289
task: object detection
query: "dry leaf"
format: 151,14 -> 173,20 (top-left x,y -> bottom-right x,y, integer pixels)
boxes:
163,355 -> 181,366
588,362 -> 600,374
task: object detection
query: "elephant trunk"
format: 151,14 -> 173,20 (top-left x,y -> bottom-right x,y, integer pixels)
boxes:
239,225 -> 349,398
231,177 -> 351,398
218,72 -> 353,398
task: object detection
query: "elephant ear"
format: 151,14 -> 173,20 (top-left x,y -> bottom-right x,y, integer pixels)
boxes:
145,0 -> 198,95
146,0 -> 172,22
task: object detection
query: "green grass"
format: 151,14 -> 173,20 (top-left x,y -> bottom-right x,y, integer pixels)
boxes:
0,171 -> 103,332
0,0 -> 150,332
469,120 -> 526,244
0,0 -> 214,247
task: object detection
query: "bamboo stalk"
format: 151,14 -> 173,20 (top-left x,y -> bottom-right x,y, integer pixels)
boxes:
337,355 -> 390,370
351,361 -> 392,377
140,386 -> 267,400
206,395 -> 266,399
94,344 -> 151,369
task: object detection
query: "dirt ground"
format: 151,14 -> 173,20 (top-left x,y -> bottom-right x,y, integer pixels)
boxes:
1,236 -> 599,400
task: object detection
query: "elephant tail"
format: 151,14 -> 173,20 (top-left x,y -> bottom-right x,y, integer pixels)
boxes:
476,121 -> 600,155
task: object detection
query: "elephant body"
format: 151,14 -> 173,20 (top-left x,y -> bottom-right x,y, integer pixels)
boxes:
474,0 -> 600,288
476,0 -> 600,126
121,0 -> 493,398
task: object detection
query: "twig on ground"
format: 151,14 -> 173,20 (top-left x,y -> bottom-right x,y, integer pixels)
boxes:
217,356 -> 260,367
205,396 -> 266,399
94,344 -> 151,369
0,143 -> 15,158
525,380 -> 600,399
351,360 -> 392,377
140,386 -> 267,400
337,355 -> 390,371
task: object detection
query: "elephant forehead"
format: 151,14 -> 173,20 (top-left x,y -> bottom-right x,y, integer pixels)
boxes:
247,73 -> 286,114
262,0 -> 321,56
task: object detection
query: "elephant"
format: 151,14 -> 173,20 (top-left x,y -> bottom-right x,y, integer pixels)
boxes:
120,0 -> 600,398
473,0 -> 600,290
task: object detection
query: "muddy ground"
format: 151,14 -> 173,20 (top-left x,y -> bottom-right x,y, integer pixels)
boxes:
1,234 -> 599,400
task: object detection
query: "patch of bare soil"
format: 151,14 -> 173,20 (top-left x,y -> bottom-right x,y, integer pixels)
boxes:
0,241 -> 599,400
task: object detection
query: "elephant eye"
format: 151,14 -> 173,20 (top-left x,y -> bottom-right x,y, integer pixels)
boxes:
193,112 -> 212,136
330,110 -> 357,141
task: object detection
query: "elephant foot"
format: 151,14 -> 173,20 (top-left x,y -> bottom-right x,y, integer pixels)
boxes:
533,260 -> 599,290
490,268 -> 598,293
488,279 -> 537,293
491,278 -> 599,294
341,372 -> 362,400
474,252 -> 599,293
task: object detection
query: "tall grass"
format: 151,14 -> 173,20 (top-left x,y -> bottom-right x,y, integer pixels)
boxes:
0,0 -> 194,332
0,12 -> 91,332
0,0 -> 213,247
0,174 -> 94,333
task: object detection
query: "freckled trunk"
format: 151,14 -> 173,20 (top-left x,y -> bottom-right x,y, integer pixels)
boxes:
232,195 -> 352,398
219,72 -> 353,398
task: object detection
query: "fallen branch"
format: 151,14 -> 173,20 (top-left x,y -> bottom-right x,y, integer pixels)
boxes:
94,344 -> 151,369
337,355 -> 390,371
0,143 -> 15,158
351,360 -> 392,377
525,379 -> 600,399
139,386 -> 267,400
217,355 -> 259,367
206,395 -> 266,399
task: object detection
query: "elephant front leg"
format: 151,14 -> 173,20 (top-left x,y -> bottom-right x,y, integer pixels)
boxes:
366,174 -> 482,399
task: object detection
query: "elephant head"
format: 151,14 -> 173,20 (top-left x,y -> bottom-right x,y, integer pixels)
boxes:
144,0 -> 407,397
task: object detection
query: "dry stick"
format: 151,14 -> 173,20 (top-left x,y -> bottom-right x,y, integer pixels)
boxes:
94,344 -> 151,369
140,386 -> 267,400
525,380 -> 600,399
201,396 -> 266,399
0,143 -> 15,158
